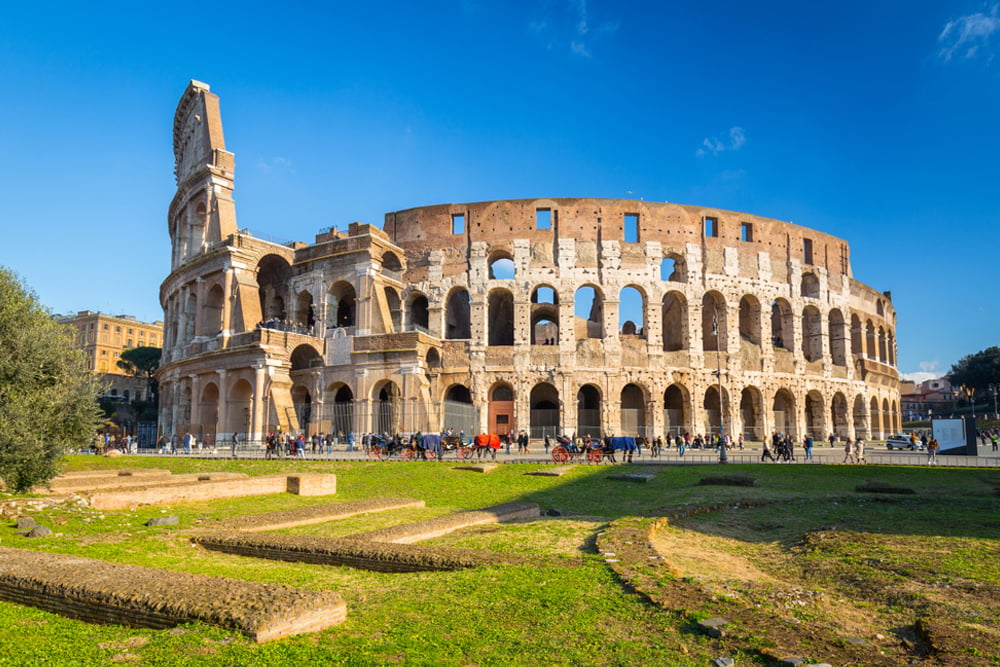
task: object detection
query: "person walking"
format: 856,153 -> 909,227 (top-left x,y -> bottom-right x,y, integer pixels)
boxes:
804,434 -> 813,461
761,438 -> 775,462
843,437 -> 856,464
854,437 -> 866,464
230,431 -> 239,458
927,437 -> 939,465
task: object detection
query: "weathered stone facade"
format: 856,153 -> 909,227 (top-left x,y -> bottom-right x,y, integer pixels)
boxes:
158,81 -> 900,444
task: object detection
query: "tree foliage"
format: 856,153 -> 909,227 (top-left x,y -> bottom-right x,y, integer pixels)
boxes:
0,267 -> 102,492
118,345 -> 161,403
947,346 -> 1000,396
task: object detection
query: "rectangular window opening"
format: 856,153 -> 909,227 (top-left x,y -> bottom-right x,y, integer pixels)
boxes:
704,217 -> 718,238
740,222 -> 753,242
803,238 -> 814,265
536,208 -> 552,230
624,214 -> 639,243
451,213 -> 465,235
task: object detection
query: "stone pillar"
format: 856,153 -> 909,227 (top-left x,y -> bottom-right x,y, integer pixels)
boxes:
216,369 -> 229,438
188,374 -> 202,443
252,364 -> 267,442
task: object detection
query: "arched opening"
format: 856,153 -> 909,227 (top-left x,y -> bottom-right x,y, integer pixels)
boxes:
740,386 -> 763,440
407,293 -> 429,332
801,272 -> 820,298
381,251 -> 402,275
891,399 -> 900,432
702,292 -> 727,352
704,386 -> 728,436
620,384 -> 647,437
531,286 -> 557,305
489,383 -> 515,437
257,255 -> 291,322
619,286 -> 646,338
488,252 -> 515,280
804,390 -> 825,437
851,314 -> 863,357
326,281 -> 356,329
291,385 -> 313,436
443,384 -> 476,436
772,389 -> 796,437
882,397 -> 891,435
574,285 -> 603,339
853,395 -> 869,439
294,290 -> 315,330
663,384 -> 688,437
183,292 -> 197,344
738,295 -> 761,346
374,382 -> 400,435
290,344 -> 322,371
828,309 -> 847,367
324,383 -> 353,437
802,305 -> 823,362
865,320 -> 876,359
445,288 -> 471,339
878,326 -> 887,363
425,347 -> 441,372
661,291 -> 687,352
660,253 -> 687,283
771,299 -> 793,350
870,396 -> 882,440
384,287 -> 401,332
831,392 -> 849,440
531,286 -> 559,345
488,289 -> 515,346
876,299 -> 884,316
887,331 -> 896,367
529,383 -> 560,439
200,283 -> 225,337
227,379 -> 253,437
577,385 -> 602,438
199,382 -> 219,442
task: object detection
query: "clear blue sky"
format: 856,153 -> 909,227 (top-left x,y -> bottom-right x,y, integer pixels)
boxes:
1,1 -> 997,383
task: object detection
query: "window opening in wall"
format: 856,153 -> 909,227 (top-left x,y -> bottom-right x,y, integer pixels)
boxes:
740,222 -> 753,242
660,258 -> 676,281
704,217 -> 718,238
619,286 -> 645,338
803,238 -> 814,265
532,286 -> 556,304
451,213 -> 465,235
488,255 -> 515,280
536,208 -> 552,230
624,214 -> 639,243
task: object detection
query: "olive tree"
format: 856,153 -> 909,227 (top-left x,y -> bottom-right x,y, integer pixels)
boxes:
0,267 -> 102,492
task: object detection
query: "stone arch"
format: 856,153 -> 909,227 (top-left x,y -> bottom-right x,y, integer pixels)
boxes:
891,399 -> 900,432
801,272 -> 820,299
853,394 -> 869,439
870,396 -> 882,440
851,314 -> 864,356
804,390 -> 825,437
489,382 -> 516,437
327,280 -> 356,329
199,382 -> 219,441
531,285 -> 558,305
226,379 -> 253,437
887,330 -> 896,366
876,299 -> 885,316
703,385 -> 730,435
620,383 -> 647,437
200,282 -> 225,337
488,288 -> 515,346
577,384 -> 602,438
865,319 -> 876,359
831,392 -> 849,439
529,382 -> 560,439
372,380 -> 401,435
290,344 -> 323,371
660,252 -> 687,283
294,290 -> 315,329
661,291 -> 688,352
882,397 -> 891,435
702,291 -> 727,352
323,383 -> 354,437
257,255 -> 291,321
739,295 -> 761,346
406,292 -> 429,331
828,309 -> 847,367
802,305 -> 823,362
574,285 -> 603,339
291,384 -> 313,435
878,326 -> 887,363
445,288 -> 471,339
488,251 -> 515,280
771,299 -> 793,350
381,251 -> 402,274
443,384 -> 476,436
663,384 -> 689,437
619,285 -> 646,338
425,347 -> 441,372
740,386 -> 764,440
772,388 -> 796,437
384,286 -> 402,332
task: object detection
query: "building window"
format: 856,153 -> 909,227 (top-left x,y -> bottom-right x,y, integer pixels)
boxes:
803,238 -> 814,265
740,222 -> 753,242
103,323 -> 108,330
139,331 -> 145,337
536,208 -> 552,230
128,328 -> 133,334
704,217 -> 718,238
115,326 -> 121,333
451,213 -> 465,235
127,339 -> 133,347
624,214 -> 639,243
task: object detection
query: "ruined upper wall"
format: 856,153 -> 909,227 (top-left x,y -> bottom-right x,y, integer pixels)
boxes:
384,198 -> 852,279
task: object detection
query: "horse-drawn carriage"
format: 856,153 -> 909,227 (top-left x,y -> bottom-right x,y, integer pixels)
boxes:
457,433 -> 500,461
550,435 -> 604,464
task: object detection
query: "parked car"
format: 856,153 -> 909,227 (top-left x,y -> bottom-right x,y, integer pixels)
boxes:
886,433 -> 918,450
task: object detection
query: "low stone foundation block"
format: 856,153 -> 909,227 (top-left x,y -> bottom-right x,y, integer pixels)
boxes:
286,473 -> 337,496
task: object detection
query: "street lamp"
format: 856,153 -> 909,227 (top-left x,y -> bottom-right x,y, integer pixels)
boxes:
711,307 -> 727,463
960,385 -> 975,419
989,383 -> 999,420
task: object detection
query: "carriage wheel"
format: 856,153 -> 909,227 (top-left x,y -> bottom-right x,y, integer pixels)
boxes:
458,446 -> 470,460
587,448 -> 603,464
551,446 -> 569,464
371,445 -> 382,460
425,449 -> 437,461
402,448 -> 414,461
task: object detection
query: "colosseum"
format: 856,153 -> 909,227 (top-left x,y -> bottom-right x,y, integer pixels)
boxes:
157,80 -> 901,446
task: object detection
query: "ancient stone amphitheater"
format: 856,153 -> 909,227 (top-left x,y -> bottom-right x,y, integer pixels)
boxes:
157,81 -> 900,446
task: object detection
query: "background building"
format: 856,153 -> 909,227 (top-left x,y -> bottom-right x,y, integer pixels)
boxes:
158,81 -> 901,444
59,310 -> 163,401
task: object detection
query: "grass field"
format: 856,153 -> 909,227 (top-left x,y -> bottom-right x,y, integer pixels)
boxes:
1,456 -> 998,666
